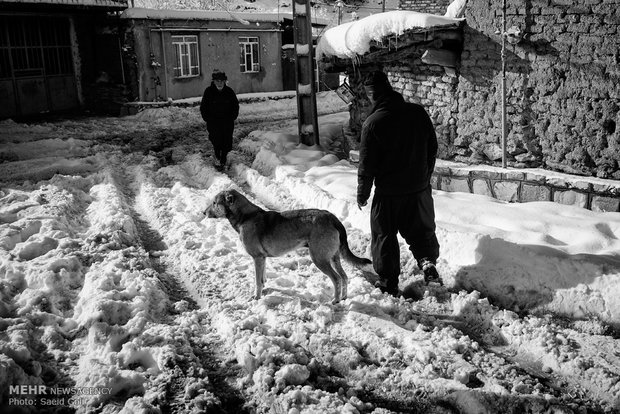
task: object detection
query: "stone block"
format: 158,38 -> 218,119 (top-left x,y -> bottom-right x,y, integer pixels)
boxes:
435,165 -> 451,175
430,174 -> 441,190
569,180 -> 592,191
442,177 -> 471,193
521,184 -> 552,202
591,196 -> 620,212
553,190 -> 589,208
472,179 -> 493,196
473,169 -> 502,180
451,168 -> 471,178
547,176 -> 568,188
503,171 -> 525,180
493,181 -> 520,202
525,172 -> 547,183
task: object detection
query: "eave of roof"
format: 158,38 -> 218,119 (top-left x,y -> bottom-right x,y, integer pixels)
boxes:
121,7 -> 329,26
0,0 -> 128,9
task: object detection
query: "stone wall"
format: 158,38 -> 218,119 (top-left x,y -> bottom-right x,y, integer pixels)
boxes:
396,0 -> 620,180
433,160 -> 620,212
398,0 -> 450,15
345,55 -> 458,159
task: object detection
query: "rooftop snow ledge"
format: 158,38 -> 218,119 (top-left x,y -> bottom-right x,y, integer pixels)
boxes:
316,11 -> 464,59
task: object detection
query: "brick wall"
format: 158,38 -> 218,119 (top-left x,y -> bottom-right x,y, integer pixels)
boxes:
371,0 -> 620,181
457,0 -> 620,179
399,0 -> 451,15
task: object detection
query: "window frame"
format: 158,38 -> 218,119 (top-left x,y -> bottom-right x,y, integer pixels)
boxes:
239,36 -> 260,73
171,34 -> 200,78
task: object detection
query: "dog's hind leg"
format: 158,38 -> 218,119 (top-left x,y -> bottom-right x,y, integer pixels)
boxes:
330,253 -> 349,300
309,251 -> 342,304
253,256 -> 266,300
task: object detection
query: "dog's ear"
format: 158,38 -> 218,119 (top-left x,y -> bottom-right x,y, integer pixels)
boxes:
224,191 -> 235,205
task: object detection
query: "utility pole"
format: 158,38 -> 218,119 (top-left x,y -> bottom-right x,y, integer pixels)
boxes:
501,0 -> 507,168
292,0 -> 320,146
336,0 -> 344,25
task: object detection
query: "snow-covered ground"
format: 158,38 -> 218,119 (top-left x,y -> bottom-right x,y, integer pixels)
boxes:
1,91 -> 619,413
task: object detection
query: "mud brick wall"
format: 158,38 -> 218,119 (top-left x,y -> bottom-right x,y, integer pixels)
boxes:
345,54 -> 458,159
399,0 -> 451,15
457,0 -> 620,179
395,0 -> 620,180
384,63 -> 458,159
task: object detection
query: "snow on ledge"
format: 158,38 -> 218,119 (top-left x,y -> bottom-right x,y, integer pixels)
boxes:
316,10 -> 464,59
121,7 -> 330,26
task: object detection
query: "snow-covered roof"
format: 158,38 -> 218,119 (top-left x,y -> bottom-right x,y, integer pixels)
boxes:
121,7 -> 329,26
0,0 -> 127,7
316,10 -> 464,59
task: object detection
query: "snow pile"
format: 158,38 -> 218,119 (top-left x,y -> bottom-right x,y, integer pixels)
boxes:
1,93 -> 619,412
317,10 -> 464,59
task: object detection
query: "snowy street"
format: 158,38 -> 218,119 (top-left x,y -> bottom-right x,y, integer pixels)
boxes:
1,92 -> 619,413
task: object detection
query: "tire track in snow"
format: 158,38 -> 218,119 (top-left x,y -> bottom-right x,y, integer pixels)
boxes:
113,155 -> 250,413
0,178 -> 93,412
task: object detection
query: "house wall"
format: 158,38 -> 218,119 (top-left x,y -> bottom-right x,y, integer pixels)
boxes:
124,18 -> 283,102
395,0 -> 620,180
398,0 -> 450,15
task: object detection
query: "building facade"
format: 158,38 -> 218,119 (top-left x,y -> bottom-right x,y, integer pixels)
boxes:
0,0 -> 129,118
120,9 -> 333,103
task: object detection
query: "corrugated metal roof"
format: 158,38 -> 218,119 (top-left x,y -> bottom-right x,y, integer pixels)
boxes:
0,0 -> 128,8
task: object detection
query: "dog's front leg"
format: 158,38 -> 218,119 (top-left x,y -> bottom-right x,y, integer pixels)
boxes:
253,256 -> 266,300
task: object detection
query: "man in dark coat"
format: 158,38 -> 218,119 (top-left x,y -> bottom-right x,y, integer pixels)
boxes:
200,70 -> 239,170
357,70 -> 441,296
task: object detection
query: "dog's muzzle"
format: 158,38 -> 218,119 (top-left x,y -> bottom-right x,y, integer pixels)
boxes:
205,206 -> 216,218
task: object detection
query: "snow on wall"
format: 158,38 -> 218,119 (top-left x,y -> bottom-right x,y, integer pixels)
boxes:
121,7 -> 329,25
316,10 -> 464,59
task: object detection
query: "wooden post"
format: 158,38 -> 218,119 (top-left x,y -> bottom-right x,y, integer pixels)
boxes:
292,0 -> 320,146
501,0 -> 507,168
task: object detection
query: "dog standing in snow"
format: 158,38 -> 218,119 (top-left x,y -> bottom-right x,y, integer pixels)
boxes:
205,189 -> 371,304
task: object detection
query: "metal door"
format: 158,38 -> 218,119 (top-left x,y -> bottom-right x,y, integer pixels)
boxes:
0,15 -> 78,118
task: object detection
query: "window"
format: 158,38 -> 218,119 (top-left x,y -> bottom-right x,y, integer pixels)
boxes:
172,35 -> 199,78
239,37 -> 260,73
0,16 -> 73,79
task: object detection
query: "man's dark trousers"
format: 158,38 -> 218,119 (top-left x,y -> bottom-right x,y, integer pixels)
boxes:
370,186 -> 440,290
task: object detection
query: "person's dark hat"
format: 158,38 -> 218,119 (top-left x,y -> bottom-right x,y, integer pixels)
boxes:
363,70 -> 390,88
212,70 -> 227,81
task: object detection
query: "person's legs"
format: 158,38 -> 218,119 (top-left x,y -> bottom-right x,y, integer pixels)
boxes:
370,195 -> 400,295
219,150 -> 228,167
398,187 -> 441,284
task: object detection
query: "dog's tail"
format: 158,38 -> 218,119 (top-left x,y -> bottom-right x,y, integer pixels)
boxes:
334,218 -> 372,268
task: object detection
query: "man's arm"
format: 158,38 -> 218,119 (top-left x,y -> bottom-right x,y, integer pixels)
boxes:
230,89 -> 239,121
199,89 -> 209,123
420,107 -> 437,177
427,121 -> 438,175
357,122 -> 378,206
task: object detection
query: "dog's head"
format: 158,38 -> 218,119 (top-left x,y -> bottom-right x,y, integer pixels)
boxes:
205,190 -> 240,218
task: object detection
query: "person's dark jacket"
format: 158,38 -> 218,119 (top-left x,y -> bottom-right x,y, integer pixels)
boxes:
200,83 -> 239,124
200,83 -> 239,150
357,90 -> 438,204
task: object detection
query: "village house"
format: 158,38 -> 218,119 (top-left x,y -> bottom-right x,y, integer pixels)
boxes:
319,0 -> 620,212
120,8 -> 336,104
0,0 -> 129,118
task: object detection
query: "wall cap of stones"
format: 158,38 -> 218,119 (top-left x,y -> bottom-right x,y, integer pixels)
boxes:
433,160 -> 620,212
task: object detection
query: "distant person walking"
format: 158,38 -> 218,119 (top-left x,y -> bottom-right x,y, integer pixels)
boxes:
357,70 -> 442,296
200,70 -> 239,170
